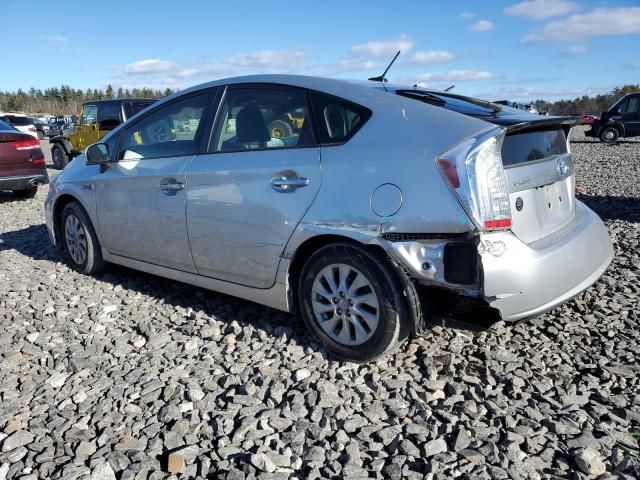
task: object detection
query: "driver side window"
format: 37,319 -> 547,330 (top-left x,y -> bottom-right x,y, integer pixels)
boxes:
118,93 -> 209,160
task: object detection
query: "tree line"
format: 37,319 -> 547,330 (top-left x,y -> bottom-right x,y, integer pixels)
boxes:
2,82 -> 639,117
533,84 -> 640,115
0,84 -> 175,116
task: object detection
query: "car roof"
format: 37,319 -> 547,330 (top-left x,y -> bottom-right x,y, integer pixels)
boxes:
81,98 -> 157,106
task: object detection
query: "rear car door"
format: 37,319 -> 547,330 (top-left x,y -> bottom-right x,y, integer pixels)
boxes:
185,85 -> 321,288
94,91 -> 214,272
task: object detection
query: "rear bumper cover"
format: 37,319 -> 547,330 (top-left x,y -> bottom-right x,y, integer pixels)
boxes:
0,173 -> 49,191
481,200 -> 613,321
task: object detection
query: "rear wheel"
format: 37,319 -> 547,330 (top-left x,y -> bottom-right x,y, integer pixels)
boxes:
298,243 -> 416,361
37,130 -> 44,140
52,144 -> 68,169
12,187 -> 37,199
60,201 -> 105,274
599,127 -> 619,144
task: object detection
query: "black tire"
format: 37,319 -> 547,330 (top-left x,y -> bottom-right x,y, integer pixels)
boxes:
60,201 -> 105,275
12,187 -> 37,199
599,127 -> 619,144
297,242 -> 417,362
268,119 -> 293,139
52,144 -> 68,169
37,130 -> 44,140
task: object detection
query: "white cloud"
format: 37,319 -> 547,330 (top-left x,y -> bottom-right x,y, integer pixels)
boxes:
474,85 -> 607,102
409,50 -> 455,65
124,59 -> 177,75
470,20 -> 494,32
224,49 -> 309,69
348,34 -> 414,57
459,12 -> 476,20
523,7 -> 640,42
43,35 -> 69,50
411,70 -> 497,84
504,0 -> 579,20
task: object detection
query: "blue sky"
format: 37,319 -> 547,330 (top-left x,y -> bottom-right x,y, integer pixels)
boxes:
2,0 -> 639,102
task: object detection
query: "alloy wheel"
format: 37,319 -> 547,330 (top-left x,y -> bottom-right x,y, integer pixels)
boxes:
311,263 -> 380,346
64,214 -> 88,265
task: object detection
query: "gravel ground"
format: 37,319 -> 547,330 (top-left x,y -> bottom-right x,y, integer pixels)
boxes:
0,128 -> 638,479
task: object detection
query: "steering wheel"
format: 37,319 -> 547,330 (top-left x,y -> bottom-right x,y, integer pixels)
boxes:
146,119 -> 173,143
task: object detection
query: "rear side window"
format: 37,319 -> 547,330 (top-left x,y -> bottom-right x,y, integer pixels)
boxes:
211,87 -> 315,152
309,91 -> 371,145
0,119 -> 14,130
97,102 -> 121,130
123,100 -> 156,119
501,129 -> 568,167
5,116 -> 32,126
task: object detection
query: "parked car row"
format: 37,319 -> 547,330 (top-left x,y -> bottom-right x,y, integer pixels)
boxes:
43,74 -> 614,360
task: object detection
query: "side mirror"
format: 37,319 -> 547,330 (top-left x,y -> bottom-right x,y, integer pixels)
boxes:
86,143 -> 110,164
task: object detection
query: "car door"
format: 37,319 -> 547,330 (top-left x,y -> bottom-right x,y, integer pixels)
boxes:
620,95 -> 640,137
185,85 -> 321,288
78,105 -> 99,149
94,91 -> 214,272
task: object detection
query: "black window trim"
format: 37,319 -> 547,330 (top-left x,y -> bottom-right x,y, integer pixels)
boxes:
207,82 -> 320,155
113,88 -> 219,162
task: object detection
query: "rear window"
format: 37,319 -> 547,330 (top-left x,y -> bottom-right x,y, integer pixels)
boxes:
5,116 -> 32,126
501,129 -> 568,167
309,91 -> 371,145
98,102 -> 121,130
123,100 -> 156,119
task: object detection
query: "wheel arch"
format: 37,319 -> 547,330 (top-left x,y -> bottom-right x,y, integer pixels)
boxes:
286,233 -> 423,336
52,194 -> 90,248
50,137 -> 73,154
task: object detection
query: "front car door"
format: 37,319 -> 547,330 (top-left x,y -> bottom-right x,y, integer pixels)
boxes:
78,105 -> 98,149
619,95 -> 640,137
185,85 -> 321,288
95,90 -> 215,272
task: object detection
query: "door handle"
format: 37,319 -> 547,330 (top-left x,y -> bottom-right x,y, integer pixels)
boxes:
160,179 -> 184,194
271,176 -> 310,192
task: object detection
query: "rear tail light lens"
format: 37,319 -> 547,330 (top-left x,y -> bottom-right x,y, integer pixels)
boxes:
436,128 -> 512,231
12,138 -> 40,150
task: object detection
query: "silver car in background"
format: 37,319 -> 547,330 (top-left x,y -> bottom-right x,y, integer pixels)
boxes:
45,75 -> 614,361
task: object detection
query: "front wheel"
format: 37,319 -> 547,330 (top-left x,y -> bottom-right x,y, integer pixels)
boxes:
599,127 -> 619,144
298,243 -> 415,361
52,144 -> 69,169
60,201 -> 105,274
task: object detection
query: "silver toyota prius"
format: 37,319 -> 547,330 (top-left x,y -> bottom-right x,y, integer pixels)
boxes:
45,75 -> 614,361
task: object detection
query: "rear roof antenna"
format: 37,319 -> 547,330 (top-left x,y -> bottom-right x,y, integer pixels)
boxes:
444,84 -> 455,92
368,50 -> 401,83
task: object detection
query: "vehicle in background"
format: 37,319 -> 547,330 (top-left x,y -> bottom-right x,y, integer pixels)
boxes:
46,75 -> 613,361
50,98 -> 157,169
581,114 -> 598,125
29,118 -> 51,139
585,93 -> 640,144
494,100 -> 539,115
0,114 -> 39,139
0,118 -> 48,199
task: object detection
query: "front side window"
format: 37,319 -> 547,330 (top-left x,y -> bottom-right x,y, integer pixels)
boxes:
211,87 -> 315,152
621,96 -> 640,115
309,91 -> 371,145
82,106 -> 97,125
118,93 -> 209,160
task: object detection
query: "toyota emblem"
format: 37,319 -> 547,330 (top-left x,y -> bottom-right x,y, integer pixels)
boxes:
557,158 -> 569,177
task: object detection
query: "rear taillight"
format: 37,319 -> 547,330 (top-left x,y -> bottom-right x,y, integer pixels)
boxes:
29,127 -> 37,132
12,138 -> 40,150
32,155 -> 45,165
436,128 -> 512,231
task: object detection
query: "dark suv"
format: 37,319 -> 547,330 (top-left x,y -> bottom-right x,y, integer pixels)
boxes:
585,93 -> 640,143
50,98 -> 156,168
